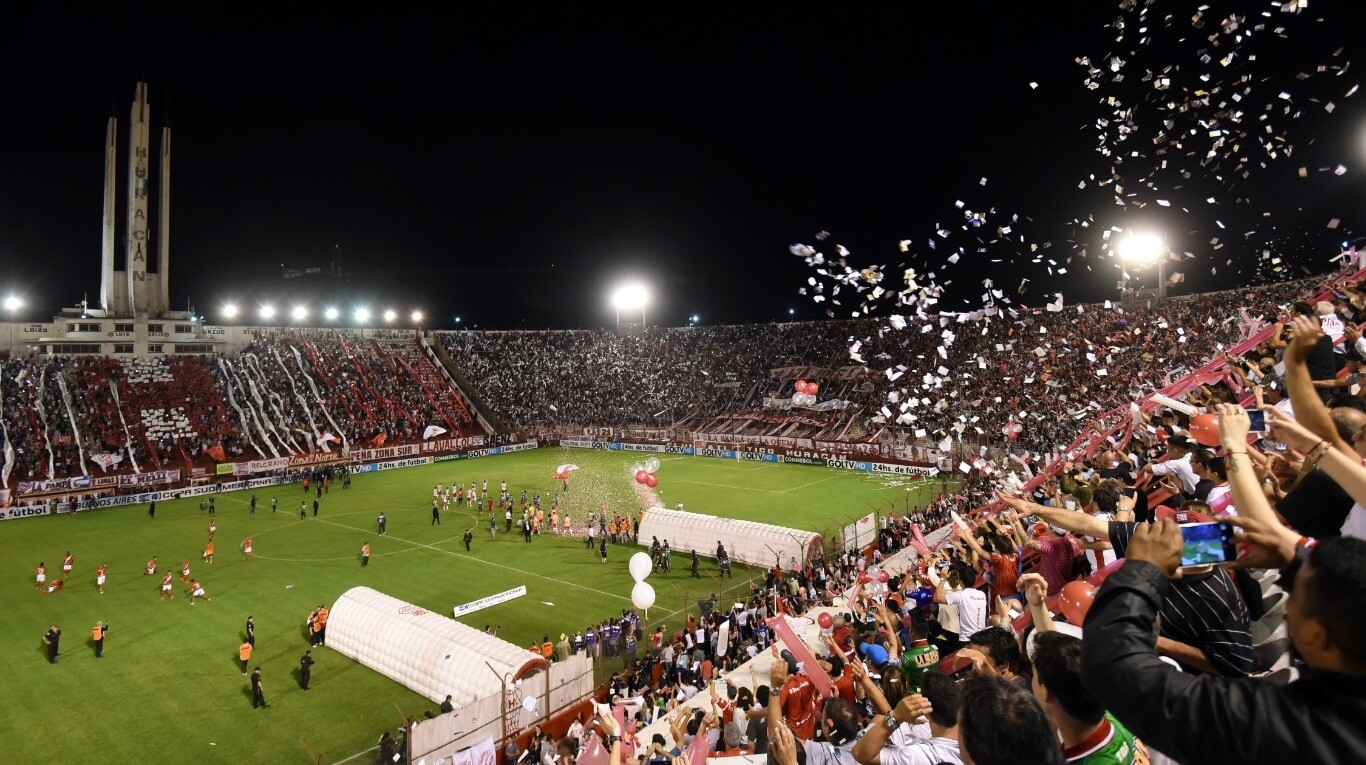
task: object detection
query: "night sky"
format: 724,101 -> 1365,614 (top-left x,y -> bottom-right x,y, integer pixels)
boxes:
3,2 -> 1366,330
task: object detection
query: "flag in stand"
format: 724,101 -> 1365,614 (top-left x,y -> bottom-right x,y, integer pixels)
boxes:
423,425 -> 448,440
206,444 -> 227,462
317,433 -> 339,451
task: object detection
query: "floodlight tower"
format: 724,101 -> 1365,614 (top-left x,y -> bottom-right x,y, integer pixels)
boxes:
611,282 -> 650,335
1116,232 -> 1168,299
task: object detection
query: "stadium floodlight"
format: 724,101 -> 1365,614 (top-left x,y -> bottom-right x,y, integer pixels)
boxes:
383,309 -> 397,323
689,314 -> 700,325
3,295 -> 22,313
788,308 -> 796,316
355,308 -> 371,323
410,310 -> 424,323
260,305 -> 276,320
1115,232 -> 1168,298
222,303 -> 239,319
291,305 -> 308,322
324,306 -> 339,321
454,316 -> 461,324
611,281 -> 650,332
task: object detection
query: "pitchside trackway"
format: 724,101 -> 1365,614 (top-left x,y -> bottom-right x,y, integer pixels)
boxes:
0,449 -> 944,764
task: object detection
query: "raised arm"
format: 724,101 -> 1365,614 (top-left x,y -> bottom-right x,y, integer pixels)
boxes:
998,492 -> 1109,539
1282,315 -> 1353,453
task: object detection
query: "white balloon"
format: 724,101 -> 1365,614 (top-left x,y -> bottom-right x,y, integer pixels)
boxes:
629,552 -> 653,582
631,581 -> 656,611
522,696 -> 538,712
631,462 -> 645,474
645,457 -> 661,474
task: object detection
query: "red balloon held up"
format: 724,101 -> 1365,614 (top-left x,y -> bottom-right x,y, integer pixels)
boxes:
635,470 -> 649,484
1058,581 -> 1098,626
875,570 -> 890,584
644,474 -> 659,488
817,612 -> 834,630
1188,413 -> 1221,447
857,571 -> 872,584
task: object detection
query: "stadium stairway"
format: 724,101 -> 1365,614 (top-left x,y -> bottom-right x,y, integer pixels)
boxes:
425,337 -> 503,435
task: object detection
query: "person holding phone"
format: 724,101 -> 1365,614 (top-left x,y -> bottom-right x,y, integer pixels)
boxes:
1000,492 -> 1252,676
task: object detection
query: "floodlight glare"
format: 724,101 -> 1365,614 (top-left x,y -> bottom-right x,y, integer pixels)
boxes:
260,305 -> 276,320
355,308 -> 371,323
222,303 -> 239,319
1116,232 -> 1165,266
4,295 -> 23,312
383,309 -> 397,323
324,307 -> 339,320
410,310 -> 424,323
291,306 -> 308,321
611,283 -> 650,312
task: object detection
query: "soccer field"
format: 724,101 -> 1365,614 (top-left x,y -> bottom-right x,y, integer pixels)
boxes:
0,447 -> 944,764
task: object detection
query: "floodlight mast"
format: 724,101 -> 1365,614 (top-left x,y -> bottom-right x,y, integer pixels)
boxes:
611,283 -> 650,333
1117,233 -> 1168,299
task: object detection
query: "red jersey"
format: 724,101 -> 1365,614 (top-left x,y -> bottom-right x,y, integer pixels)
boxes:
990,551 -> 1021,598
780,674 -> 818,741
63,555 -> 73,567
95,565 -> 107,578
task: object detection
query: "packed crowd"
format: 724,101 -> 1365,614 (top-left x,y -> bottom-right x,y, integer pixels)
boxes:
540,279 -> 1366,765
438,324 -> 852,429
0,354 -> 235,481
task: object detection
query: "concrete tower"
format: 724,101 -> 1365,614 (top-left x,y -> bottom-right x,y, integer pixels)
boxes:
99,117 -> 128,314
124,82 -> 151,315
156,125 -> 171,315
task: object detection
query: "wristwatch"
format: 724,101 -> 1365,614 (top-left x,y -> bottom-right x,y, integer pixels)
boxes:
882,714 -> 899,731
607,736 -> 622,745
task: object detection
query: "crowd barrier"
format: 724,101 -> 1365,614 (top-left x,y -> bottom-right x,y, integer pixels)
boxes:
549,436 -> 941,476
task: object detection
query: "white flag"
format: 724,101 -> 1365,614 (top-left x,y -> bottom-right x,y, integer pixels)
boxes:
423,425 -> 448,440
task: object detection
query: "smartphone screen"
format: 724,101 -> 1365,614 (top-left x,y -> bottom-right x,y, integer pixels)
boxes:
1246,409 -> 1267,434
1179,522 -> 1237,568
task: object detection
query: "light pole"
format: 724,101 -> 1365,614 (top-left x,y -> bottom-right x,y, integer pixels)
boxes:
3,295 -> 20,352
1116,232 -> 1168,299
610,282 -> 650,334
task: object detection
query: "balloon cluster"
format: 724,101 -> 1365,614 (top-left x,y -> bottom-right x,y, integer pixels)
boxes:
552,463 -> 579,481
628,552 -> 656,611
792,379 -> 820,407
1187,413 -> 1220,448
633,457 -> 661,488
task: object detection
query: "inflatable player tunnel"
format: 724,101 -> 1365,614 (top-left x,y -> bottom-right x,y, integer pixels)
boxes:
637,507 -> 822,569
327,586 -> 548,704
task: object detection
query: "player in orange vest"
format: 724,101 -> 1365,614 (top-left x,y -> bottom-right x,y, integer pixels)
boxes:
95,563 -> 108,594
541,637 -> 554,659
361,542 -> 371,567
189,579 -> 210,604
159,571 -> 175,601
203,539 -> 215,564
239,640 -> 253,674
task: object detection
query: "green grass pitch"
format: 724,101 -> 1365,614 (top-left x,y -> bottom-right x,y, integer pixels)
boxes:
0,447 -> 945,764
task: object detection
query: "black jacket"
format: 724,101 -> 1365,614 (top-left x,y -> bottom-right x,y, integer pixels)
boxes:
1081,560 -> 1366,765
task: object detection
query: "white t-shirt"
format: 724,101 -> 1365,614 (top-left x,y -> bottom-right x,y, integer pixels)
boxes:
1151,453 -> 1199,494
880,737 -> 964,765
946,588 -> 987,641
1343,502 -> 1366,540
803,739 -> 858,765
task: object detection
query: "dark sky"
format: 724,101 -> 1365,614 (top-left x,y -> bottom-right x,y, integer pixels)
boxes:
3,2 -> 1366,329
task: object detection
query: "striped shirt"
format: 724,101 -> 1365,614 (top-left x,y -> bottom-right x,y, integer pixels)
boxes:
1109,522 -> 1252,676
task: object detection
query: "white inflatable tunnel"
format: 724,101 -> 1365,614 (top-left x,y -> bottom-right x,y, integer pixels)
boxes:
327,586 -> 548,705
638,508 -> 822,568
